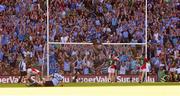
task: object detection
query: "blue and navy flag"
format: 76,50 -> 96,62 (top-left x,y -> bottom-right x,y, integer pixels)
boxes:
0,5 -> 6,12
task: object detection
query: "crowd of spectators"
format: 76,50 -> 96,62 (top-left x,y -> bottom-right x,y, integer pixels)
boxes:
147,0 -> 180,81
49,0 -> 145,43
0,0 -> 47,76
49,44 -> 146,75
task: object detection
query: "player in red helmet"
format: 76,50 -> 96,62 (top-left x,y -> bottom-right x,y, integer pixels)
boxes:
138,57 -> 149,83
108,56 -> 118,83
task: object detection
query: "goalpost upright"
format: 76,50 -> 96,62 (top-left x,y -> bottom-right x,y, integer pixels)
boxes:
145,0 -> 148,82
46,0 -> 50,76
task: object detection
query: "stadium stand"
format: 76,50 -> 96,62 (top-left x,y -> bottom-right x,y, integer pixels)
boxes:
147,0 -> 180,81
0,0 -> 46,76
49,0 -> 145,43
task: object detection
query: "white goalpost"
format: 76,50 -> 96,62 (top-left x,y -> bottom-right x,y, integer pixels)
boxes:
45,0 -> 148,82
46,0 -> 50,76
145,0 -> 148,82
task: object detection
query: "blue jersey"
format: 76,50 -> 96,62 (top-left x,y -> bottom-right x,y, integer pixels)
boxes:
51,73 -> 64,86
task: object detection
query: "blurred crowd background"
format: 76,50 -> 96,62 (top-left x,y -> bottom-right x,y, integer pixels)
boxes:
147,0 -> 180,81
49,0 -> 145,43
0,0 -> 47,75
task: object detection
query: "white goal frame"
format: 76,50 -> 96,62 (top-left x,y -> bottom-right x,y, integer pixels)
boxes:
46,0 -> 148,82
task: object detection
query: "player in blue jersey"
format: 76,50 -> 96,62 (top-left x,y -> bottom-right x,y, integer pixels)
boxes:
41,72 -> 64,87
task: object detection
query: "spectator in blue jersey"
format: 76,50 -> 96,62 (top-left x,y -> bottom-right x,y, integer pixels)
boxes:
0,49 -> 4,62
74,57 -> 83,75
63,58 -> 71,75
130,56 -> 138,74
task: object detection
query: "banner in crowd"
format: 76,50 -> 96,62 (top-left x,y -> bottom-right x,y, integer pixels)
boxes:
0,75 -> 157,84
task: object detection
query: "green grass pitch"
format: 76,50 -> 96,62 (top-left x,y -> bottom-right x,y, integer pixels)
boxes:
0,82 -> 180,87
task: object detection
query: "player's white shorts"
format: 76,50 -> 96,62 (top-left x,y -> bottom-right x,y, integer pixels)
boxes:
170,68 -> 176,72
139,68 -> 146,72
108,68 -> 115,74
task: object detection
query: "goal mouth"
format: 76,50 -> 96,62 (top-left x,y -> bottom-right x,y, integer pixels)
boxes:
46,43 -> 147,76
